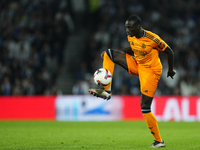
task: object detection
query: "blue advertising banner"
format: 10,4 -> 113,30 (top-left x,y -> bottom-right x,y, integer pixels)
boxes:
55,96 -> 123,121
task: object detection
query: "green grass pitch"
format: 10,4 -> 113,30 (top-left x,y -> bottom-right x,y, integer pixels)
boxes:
0,121 -> 199,150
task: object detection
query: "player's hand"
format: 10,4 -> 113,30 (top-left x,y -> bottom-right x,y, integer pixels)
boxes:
167,70 -> 176,79
101,51 -> 106,58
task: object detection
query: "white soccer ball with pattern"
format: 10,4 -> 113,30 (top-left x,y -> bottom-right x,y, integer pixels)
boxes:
93,68 -> 112,86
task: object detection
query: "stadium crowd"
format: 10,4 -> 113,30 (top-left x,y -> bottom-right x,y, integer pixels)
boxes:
0,0 -> 200,96
73,0 -> 200,96
0,0 -> 72,95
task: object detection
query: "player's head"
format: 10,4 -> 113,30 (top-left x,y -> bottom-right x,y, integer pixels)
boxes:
125,15 -> 142,37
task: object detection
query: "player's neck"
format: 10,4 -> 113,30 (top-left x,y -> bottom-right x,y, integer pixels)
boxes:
135,28 -> 144,38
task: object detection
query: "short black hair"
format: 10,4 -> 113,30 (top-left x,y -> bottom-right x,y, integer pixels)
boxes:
127,15 -> 141,26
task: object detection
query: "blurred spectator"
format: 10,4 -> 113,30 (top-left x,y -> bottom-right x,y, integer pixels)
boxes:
1,76 -> 11,95
180,76 -> 197,96
71,0 -> 87,30
45,84 -> 62,95
12,78 -> 24,95
55,8 -> 75,33
72,79 -> 89,95
95,23 -> 110,47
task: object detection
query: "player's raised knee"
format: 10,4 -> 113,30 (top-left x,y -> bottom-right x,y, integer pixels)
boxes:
105,49 -> 114,62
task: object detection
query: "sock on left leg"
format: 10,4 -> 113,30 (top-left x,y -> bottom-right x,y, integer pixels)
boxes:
142,111 -> 162,142
103,50 -> 115,91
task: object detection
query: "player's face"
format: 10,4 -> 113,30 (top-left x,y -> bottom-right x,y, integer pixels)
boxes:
125,20 -> 139,37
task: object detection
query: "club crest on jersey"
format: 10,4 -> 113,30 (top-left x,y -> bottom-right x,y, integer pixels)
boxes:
142,43 -> 146,49
131,42 -> 134,46
158,42 -> 165,49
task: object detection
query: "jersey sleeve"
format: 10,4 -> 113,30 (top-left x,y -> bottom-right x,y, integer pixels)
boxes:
153,35 -> 168,52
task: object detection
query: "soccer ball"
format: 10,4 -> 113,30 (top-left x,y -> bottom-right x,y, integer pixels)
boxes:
93,68 -> 112,86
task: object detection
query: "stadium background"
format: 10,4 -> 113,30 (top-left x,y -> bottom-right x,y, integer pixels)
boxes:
0,0 -> 200,121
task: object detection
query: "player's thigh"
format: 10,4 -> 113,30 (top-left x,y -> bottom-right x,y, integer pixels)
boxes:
139,69 -> 161,97
113,51 -> 138,75
125,54 -> 138,75
112,50 -> 128,70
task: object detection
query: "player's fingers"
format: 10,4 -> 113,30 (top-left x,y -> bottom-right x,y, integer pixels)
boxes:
101,51 -> 105,58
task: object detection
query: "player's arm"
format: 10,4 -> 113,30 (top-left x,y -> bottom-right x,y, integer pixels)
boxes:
162,46 -> 176,79
118,47 -> 134,55
101,47 -> 134,58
